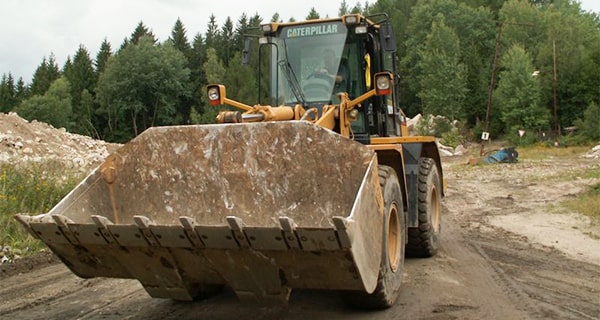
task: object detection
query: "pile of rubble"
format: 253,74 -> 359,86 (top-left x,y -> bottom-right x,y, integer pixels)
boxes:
0,112 -> 120,171
584,145 -> 600,159
406,113 -> 467,157
1,246 -> 24,264
437,143 -> 468,157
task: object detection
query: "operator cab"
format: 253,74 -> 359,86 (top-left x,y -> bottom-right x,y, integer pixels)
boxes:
253,14 -> 404,142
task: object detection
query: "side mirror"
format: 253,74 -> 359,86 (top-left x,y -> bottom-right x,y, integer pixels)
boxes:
242,37 -> 252,65
380,23 -> 397,52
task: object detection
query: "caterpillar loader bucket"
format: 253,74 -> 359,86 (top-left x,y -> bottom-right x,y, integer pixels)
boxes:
16,121 -> 385,304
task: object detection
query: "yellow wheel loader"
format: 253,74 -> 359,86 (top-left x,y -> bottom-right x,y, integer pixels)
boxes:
16,14 -> 444,309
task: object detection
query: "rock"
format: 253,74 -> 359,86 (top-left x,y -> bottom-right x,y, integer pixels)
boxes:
439,148 -> 454,157
584,145 -> 600,159
437,142 -> 454,152
72,157 -> 85,167
407,114 -> 423,128
407,114 -> 423,135
454,144 -> 467,156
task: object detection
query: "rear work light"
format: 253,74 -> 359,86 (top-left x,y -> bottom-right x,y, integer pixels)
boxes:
375,73 -> 393,96
207,86 -> 222,106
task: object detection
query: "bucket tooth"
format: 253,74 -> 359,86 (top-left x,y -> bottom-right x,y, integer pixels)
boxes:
279,217 -> 301,249
28,215 -> 72,245
332,216 -> 352,249
133,215 -> 160,247
227,216 -> 250,248
91,215 -> 117,245
179,216 -> 205,248
51,214 -> 80,245
133,215 -> 154,227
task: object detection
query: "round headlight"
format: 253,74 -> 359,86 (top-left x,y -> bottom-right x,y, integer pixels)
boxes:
208,87 -> 220,101
376,76 -> 391,90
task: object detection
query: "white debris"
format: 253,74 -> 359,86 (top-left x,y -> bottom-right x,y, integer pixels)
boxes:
583,145 -> 600,159
0,112 -> 121,170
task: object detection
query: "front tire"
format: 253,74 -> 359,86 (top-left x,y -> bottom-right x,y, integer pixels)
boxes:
407,157 -> 442,258
342,165 -> 405,309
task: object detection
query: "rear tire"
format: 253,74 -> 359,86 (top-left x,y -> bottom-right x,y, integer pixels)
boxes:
407,157 -> 442,258
342,165 -> 405,309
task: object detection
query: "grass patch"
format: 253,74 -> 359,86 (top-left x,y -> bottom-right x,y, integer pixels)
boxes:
0,161 -> 82,254
584,232 -> 600,240
516,145 -> 591,160
562,181 -> 600,223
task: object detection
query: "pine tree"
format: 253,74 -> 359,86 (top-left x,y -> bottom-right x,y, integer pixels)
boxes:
249,14 -> 263,28
219,17 -> 235,66
234,13 -> 250,54
95,38 -> 112,76
189,33 -> 207,117
130,21 -> 157,45
168,18 -> 194,124
4,73 -> 17,111
224,52 -> 256,105
306,8 -> 320,20
169,18 -> 192,58
350,2 -> 363,14
30,54 -> 61,96
15,77 -> 28,103
271,13 -> 281,23
63,45 -> 97,135
338,1 -> 350,16
205,14 -> 219,50
0,74 -> 13,112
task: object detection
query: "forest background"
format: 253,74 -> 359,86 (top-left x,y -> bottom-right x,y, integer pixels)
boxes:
0,0 -> 598,145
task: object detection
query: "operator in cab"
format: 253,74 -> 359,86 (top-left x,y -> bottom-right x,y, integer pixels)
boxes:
319,48 -> 348,93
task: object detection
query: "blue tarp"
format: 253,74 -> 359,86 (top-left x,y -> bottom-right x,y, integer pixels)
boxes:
483,147 -> 519,164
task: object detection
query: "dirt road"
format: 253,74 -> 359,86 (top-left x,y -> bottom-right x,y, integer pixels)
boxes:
1,152 -> 599,319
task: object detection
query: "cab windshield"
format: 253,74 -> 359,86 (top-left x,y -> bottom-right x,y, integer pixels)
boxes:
266,21 -> 350,105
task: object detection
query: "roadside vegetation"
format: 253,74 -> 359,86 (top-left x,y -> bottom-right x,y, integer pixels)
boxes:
0,162 -> 81,257
517,144 -> 600,231
563,180 -> 600,223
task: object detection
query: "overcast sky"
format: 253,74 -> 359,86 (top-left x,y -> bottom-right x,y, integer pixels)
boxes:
1,0 -> 598,84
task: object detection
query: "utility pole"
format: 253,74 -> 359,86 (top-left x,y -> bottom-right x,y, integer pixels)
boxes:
480,21 -> 535,156
480,22 -> 503,156
552,39 -> 560,144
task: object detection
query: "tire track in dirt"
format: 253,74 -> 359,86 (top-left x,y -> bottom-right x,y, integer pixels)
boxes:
0,263 -> 147,318
467,230 -> 600,320
446,156 -> 600,320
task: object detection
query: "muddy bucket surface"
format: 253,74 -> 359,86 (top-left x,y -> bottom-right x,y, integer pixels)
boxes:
17,122 -> 384,302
